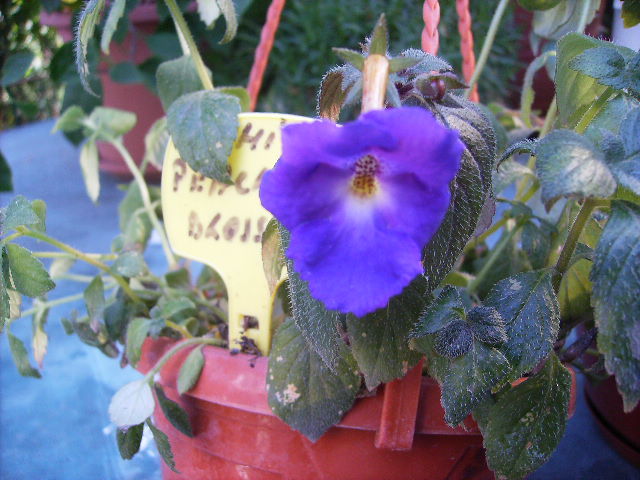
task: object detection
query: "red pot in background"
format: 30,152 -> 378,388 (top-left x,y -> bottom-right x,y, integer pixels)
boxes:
41,4 -> 164,179
138,338 -> 493,480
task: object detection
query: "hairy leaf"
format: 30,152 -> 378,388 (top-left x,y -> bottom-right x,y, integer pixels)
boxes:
146,420 -> 178,472
570,47 -> 640,95
7,332 -> 41,378
100,0 -> 126,54
156,56 -> 209,111
177,345 -> 205,394
116,423 -> 144,460
5,244 -> 55,298
411,285 -> 464,336
126,318 -> 151,367
2,195 -> 41,232
75,0 -> 106,94
154,384 -> 193,437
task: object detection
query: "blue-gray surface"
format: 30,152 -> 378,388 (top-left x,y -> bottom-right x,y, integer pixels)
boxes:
1,120 -> 638,479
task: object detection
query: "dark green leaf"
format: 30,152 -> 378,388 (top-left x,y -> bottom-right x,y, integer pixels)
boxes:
536,129 -> 616,209
104,291 -> 138,341
434,320 -> 473,358
607,108 -> 640,196
7,332 -> 40,378
467,306 -> 507,346
268,318 -> 359,442
154,298 -> 196,322
411,285 -> 464,337
622,0 -> 640,28
154,384 -> 193,437
5,244 -> 55,298
442,341 -> 510,426
0,150 -> 12,192
1,50 -> 34,86
591,201 -> 640,410
484,270 -> 560,380
399,48 -> 453,77
3,195 -> 41,231
388,56 -> 422,73
109,62 -> 144,84
112,252 -> 146,277
570,47 -> 640,95
521,221 -> 552,269
559,258 -> 592,320
101,0 -> 126,54
347,277 -> 425,389
167,90 -> 240,183
147,420 -> 178,472
177,345 -> 205,394
84,275 -> 105,327
156,56 -> 209,111
478,353 -> 571,479
262,219 -> 284,296
368,14 -> 388,55
497,139 -> 537,168
75,0 -> 106,94
164,269 -> 190,289
332,48 -> 365,70
126,318 -> 151,367
116,423 -> 144,460
146,33 -> 182,61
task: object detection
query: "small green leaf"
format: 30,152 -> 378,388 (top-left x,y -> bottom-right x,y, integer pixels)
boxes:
216,0 -> 238,44
100,0 -> 126,54
75,0 -> 106,94
483,270 -> 559,381
268,318 -> 359,442
412,285 -> 464,337
388,56 -> 422,73
177,345 -> 205,394
126,318 -> 151,367
143,117 -> 169,170
368,14 -> 388,55
53,106 -> 86,133
606,108 -> 640,196
118,182 -> 156,249
79,140 -> 100,203
109,379 -> 155,427
156,56 -> 209,111
2,195 -> 41,231
1,50 -> 34,86
622,0 -> 640,28
497,139 -> 537,168
521,221 -> 553,269
167,90 -> 240,183
591,201 -> 640,410
116,423 -> 144,460
113,252 -> 146,277
31,298 -> 49,368
146,420 -> 178,473
87,107 -> 137,141
434,320 -> 473,358
332,48 -> 365,71
570,47 -> 640,95
164,269 -> 191,289
0,150 -> 12,192
467,306 -> 507,347
84,275 -> 105,326
536,130 -> 616,209
7,332 -> 41,378
262,219 -> 284,296
154,384 -> 193,437
5,244 -> 55,298
478,353 -> 571,479
109,62 -> 144,84
217,86 -> 250,112
30,200 -> 47,232
154,298 -> 196,322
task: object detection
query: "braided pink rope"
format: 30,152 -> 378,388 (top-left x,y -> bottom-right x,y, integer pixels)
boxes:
421,0 -> 440,55
456,0 -> 479,102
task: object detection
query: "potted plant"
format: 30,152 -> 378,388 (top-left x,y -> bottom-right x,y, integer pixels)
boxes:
2,1 -> 640,479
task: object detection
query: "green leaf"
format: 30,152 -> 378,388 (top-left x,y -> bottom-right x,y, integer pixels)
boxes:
478,353 -> 572,479
467,306 -> 508,347
109,62 -> 144,84
442,341 -> 510,426
31,298 -> 49,368
533,0 -> 600,41
29,200 -> 45,233
535,130 -> 616,209
262,219 -> 284,296
79,140 -> 100,203
104,290 -> 139,342
483,270 -> 560,381
346,277 -> 425,389
126,318 -> 151,367
411,285 -> 464,337
154,384 -> 193,437
75,0 -> 106,94
559,258 -> 592,320
423,95 -> 495,295
268,318 -> 359,442
2,195 -> 41,231
177,345 -> 205,394
143,117 -> 169,170
87,107 -> 137,141
167,90 -> 240,183
118,182 -> 157,250
164,269 -> 191,289
622,0 -> 640,28
368,14 -> 388,55
154,298 -> 196,322
217,87 -> 250,113
7,332 -> 41,378
116,423 -> 144,460
216,0 -> 238,44
388,56 -> 422,73
332,48 -> 365,71
570,47 -> 640,95
113,252 -> 146,277
5,244 -> 55,298
109,379 -> 155,427
156,56 -> 209,112
1,50 -> 34,86
0,150 -> 12,192
521,221 -> 552,269
146,420 -> 178,473
84,276 -> 105,326
606,108 -> 640,196
521,50 -> 556,128
100,0 -> 126,54
434,320 -> 473,358
591,201 -> 640,410
518,0 -> 562,11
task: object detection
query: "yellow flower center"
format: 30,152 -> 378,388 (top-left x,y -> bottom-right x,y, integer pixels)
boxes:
350,154 -> 380,198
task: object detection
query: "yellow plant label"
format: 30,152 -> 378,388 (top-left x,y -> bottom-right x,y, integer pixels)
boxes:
161,113 -> 311,355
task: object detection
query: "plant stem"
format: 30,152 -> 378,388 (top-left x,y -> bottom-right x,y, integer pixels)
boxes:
143,337 -> 225,382
465,0 -> 509,98
163,0 -> 214,90
1,232 -> 23,244
17,227 -> 142,304
575,88 -> 615,134
19,292 -> 86,318
32,251 -> 117,260
112,141 -> 177,269
463,216 -> 508,254
165,320 -> 193,339
552,198 -> 608,292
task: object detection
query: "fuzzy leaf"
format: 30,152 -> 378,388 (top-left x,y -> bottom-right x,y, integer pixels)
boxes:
116,423 -> 144,460
411,285 -> 464,336
154,384 -> 193,437
113,252 -> 146,277
368,14 -> 388,55
2,195 -> 41,231
126,318 -> 151,367
167,90 -> 240,183
5,244 -> 55,298
318,68 -> 349,121
607,108 -> 640,196
467,306 -> 507,346
535,130 -> 616,209
7,332 -> 41,378
217,86 -> 250,112
75,0 -> 105,94
87,107 -> 137,141
177,345 -> 205,394
521,221 -> 553,269
109,379 -> 155,428
570,47 -> 640,95
156,56 -> 209,111
478,353 -> 571,479
267,318 -> 359,442
84,275 -> 105,326
483,270 -> 560,381
591,201 -> 640,410
100,0 -> 126,54
434,320 -> 473,359
332,48 -> 365,70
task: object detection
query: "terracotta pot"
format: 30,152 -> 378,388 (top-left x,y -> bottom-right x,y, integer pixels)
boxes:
138,338 -> 493,480
41,4 -> 164,180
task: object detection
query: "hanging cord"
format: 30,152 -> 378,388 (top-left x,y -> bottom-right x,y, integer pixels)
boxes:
421,0 -> 440,55
456,0 -> 479,102
247,0 -> 287,112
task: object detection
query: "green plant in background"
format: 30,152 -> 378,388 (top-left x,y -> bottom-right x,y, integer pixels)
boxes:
2,1 -> 640,479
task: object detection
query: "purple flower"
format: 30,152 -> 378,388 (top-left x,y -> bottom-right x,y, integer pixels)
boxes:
260,107 -> 464,317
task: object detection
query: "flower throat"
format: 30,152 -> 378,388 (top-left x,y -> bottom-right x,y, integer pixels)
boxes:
351,154 -> 380,197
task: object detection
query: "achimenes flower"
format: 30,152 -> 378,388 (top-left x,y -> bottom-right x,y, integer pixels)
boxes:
260,106 -> 464,317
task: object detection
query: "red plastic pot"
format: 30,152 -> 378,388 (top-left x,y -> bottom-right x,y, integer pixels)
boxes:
585,375 -> 640,467
138,338 -> 493,480
41,4 -> 164,179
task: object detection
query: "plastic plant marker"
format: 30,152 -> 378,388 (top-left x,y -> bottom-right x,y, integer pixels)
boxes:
161,113 -> 311,355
